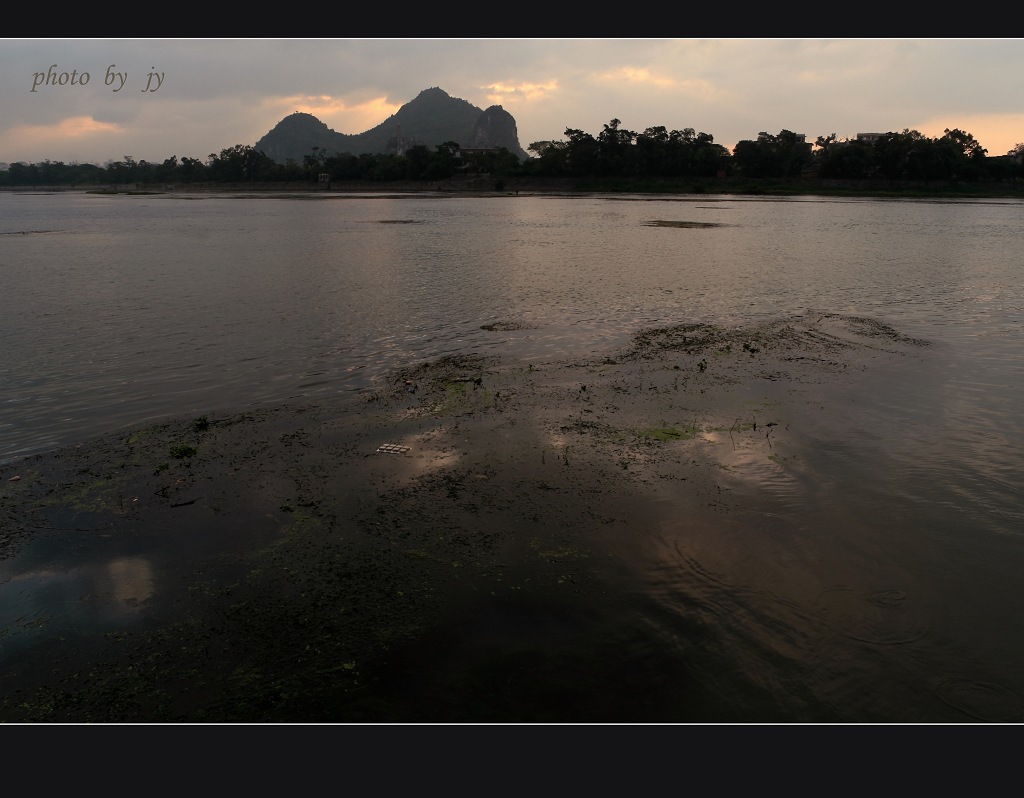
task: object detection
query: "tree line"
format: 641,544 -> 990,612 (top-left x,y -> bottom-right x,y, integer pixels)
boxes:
3,121 -> 1023,187
525,121 -> 1024,183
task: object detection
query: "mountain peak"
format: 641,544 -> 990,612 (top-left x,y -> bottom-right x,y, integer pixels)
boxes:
254,87 -> 529,163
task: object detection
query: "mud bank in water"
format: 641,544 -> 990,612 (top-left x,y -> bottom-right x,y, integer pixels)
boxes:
0,313 -> 930,723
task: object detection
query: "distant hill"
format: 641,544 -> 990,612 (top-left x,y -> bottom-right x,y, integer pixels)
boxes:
254,87 -> 530,163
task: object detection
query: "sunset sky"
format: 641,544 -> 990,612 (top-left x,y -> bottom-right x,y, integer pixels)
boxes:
2,38 -> 1023,166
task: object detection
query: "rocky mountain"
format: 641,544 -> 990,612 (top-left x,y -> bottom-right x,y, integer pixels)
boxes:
254,87 -> 530,163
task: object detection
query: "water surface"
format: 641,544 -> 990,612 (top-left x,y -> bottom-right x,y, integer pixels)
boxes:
2,189 -> 1022,721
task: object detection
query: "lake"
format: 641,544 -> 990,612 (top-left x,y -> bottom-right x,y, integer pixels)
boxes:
1,188 -> 1023,722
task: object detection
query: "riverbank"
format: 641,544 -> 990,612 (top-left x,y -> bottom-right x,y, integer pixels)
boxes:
4,175 -> 1024,200
0,313 -> 933,723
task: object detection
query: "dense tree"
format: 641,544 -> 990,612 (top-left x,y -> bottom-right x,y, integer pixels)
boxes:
426,141 -> 461,180
461,146 -> 519,179
596,118 -> 637,176
732,130 -> 813,178
523,121 -> 725,180
562,128 -> 601,177
6,161 -> 42,185
943,128 -> 987,160
982,154 -> 1024,182
302,146 -> 329,179
403,145 -> 432,179
870,130 -> 919,180
2,116 -> 1018,189
817,139 -> 874,179
322,152 -> 360,181
815,133 -> 837,150
525,140 -> 570,176
178,156 -> 209,182
106,155 -> 142,184
208,144 -> 277,182
634,126 -> 670,175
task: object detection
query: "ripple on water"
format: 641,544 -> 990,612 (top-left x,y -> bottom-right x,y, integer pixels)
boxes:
815,586 -> 930,645
935,678 -> 1024,722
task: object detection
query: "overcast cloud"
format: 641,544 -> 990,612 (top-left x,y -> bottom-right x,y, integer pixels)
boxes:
2,38 -> 1023,166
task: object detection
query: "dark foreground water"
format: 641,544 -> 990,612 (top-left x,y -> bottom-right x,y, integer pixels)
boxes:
1,189 -> 1022,722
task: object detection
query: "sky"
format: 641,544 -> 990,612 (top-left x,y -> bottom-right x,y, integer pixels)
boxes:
2,38 -> 1024,166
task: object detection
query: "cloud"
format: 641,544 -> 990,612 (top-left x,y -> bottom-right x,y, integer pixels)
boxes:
4,39 -> 1024,166
597,66 -> 678,89
260,94 -> 403,134
0,116 -> 124,161
482,81 -> 558,102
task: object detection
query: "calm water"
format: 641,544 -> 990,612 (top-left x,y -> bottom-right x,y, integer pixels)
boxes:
2,189 -> 1023,721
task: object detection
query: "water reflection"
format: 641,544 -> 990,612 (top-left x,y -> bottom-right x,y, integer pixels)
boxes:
4,192 -> 1023,468
0,555 -> 154,651
2,191 -> 1024,720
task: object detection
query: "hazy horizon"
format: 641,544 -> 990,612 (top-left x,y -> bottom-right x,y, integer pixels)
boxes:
3,39 -> 1023,166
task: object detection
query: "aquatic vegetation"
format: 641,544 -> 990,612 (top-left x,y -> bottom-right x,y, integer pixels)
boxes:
637,425 -> 699,442
641,220 -> 727,228
480,320 -> 531,331
126,429 -> 151,445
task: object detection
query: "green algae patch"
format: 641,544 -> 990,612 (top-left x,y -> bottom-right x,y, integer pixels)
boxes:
637,425 -> 699,442
536,545 -> 587,562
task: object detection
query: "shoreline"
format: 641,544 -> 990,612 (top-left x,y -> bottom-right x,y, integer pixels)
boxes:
4,176 -> 1024,200
0,313 -> 932,722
